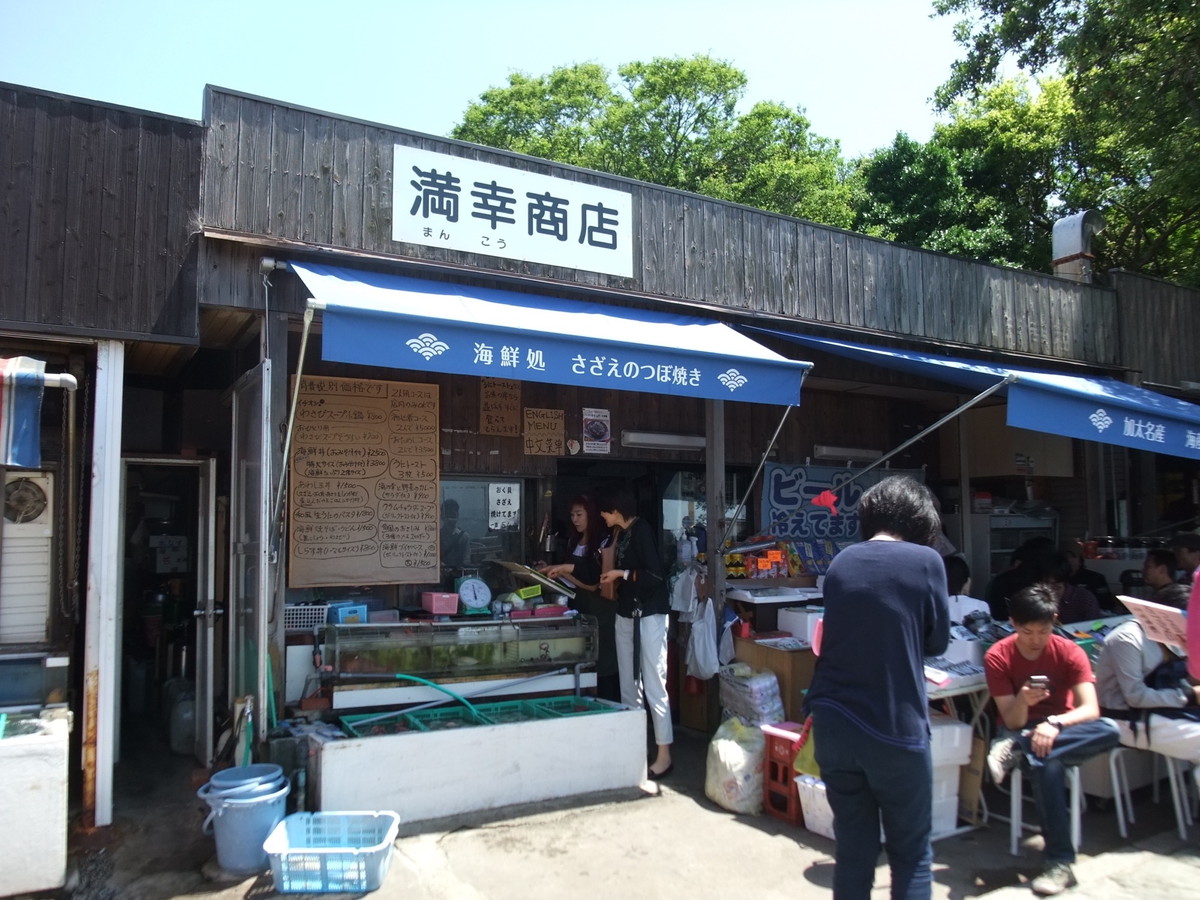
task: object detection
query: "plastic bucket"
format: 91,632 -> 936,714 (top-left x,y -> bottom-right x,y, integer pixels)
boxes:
210,763 -> 284,793
199,772 -> 290,873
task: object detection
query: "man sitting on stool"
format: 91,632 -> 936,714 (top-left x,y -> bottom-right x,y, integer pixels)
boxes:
984,584 -> 1121,897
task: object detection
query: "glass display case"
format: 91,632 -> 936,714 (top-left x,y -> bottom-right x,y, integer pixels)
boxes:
325,615 -> 598,682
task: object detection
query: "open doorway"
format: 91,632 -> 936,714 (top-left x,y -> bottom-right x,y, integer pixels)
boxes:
119,458 -> 218,770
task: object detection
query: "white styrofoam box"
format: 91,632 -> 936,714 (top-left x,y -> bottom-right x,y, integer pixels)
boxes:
0,710 -> 71,895
776,607 -> 822,644
930,795 -> 960,840
932,764 -> 962,803
795,776 -> 886,843
941,636 -> 984,667
929,711 -> 972,767
796,776 -> 835,840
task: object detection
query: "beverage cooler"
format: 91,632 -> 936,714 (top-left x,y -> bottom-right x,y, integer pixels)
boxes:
944,513 -> 1058,589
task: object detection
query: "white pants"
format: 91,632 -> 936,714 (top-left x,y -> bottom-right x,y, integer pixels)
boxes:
1116,715 -> 1200,767
615,613 -> 673,746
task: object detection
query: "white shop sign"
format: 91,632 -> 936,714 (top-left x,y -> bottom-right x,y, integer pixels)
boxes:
393,146 -> 634,277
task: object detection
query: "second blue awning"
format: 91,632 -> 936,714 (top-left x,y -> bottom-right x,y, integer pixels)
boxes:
752,330 -> 1200,460
292,263 -> 811,406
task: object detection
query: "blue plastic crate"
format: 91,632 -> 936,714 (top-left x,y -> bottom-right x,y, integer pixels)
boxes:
263,810 -> 400,893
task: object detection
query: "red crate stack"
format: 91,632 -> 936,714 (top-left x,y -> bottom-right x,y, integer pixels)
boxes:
761,721 -> 805,826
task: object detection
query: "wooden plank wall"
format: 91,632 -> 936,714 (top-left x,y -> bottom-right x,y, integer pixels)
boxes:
0,84 -> 201,338
1111,271 -> 1200,387
202,88 -> 1128,367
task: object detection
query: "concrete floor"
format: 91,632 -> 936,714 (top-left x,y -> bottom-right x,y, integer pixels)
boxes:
35,713 -> 1198,900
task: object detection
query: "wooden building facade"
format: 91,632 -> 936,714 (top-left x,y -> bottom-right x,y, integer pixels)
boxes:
1,80 -> 1198,847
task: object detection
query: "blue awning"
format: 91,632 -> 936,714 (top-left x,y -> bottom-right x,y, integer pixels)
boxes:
752,331 -> 1200,460
292,263 -> 811,406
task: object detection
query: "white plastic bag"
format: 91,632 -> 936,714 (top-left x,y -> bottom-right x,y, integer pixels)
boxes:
718,604 -> 737,665
704,715 -> 765,814
686,598 -> 719,680
670,567 -> 700,622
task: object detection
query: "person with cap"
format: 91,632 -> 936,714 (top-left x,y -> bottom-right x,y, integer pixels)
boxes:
1170,532 -> 1200,584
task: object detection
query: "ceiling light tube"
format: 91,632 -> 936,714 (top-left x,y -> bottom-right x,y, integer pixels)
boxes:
813,444 -> 883,462
621,430 -> 706,450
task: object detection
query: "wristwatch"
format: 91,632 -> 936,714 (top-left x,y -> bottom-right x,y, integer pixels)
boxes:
1045,715 -> 1064,731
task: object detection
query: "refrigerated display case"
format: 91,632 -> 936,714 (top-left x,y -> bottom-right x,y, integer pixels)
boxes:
944,512 -> 1058,589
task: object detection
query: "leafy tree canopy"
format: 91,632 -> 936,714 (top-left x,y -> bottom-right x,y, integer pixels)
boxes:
934,0 -> 1200,284
451,55 -> 855,228
855,77 -> 1072,270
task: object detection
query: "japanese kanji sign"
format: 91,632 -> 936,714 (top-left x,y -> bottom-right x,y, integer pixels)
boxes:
394,145 -> 634,278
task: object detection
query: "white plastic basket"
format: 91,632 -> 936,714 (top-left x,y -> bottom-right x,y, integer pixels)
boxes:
263,810 -> 400,894
283,604 -> 330,632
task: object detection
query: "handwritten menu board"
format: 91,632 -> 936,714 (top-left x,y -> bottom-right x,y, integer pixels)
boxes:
480,377 -> 521,436
523,407 -> 564,456
288,376 -> 440,588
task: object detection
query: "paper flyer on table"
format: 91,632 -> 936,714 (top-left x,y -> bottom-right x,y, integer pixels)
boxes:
1117,595 -> 1188,650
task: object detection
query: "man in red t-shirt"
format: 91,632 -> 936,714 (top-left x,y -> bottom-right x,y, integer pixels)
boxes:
984,584 -> 1120,897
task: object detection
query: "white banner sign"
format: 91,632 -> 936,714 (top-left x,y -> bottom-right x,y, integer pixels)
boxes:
393,146 -> 634,277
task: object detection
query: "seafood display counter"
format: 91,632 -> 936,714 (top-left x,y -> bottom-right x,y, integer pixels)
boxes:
322,615 -> 599,709
304,615 -> 645,822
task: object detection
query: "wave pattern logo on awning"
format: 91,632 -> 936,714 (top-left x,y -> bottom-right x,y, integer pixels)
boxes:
1090,409 -> 1113,432
718,369 -> 748,392
407,333 -> 450,360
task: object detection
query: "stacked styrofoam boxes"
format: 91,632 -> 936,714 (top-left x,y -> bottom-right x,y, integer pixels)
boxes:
796,710 -> 972,843
929,710 -> 972,839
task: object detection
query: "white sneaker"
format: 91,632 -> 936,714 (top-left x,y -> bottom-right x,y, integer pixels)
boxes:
1031,863 -> 1077,896
986,736 -> 1020,784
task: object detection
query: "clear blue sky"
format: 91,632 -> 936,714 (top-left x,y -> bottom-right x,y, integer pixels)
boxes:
1,0 -> 964,159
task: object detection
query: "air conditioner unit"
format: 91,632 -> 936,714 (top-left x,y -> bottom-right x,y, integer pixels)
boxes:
0,471 -> 55,644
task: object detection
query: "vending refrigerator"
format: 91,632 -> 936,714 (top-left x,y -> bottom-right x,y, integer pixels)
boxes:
944,512 -> 1059,591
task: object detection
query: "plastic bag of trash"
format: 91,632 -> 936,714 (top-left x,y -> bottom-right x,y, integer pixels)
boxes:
704,715 -> 765,814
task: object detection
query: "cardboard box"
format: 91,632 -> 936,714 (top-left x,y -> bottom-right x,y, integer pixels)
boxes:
420,592 -> 458,615
957,735 -> 986,825
733,635 -> 817,722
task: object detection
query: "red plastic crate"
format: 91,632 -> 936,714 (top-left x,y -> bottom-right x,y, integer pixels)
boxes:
761,721 -> 805,826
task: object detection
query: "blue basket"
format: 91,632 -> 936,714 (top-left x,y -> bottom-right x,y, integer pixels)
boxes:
263,810 -> 400,893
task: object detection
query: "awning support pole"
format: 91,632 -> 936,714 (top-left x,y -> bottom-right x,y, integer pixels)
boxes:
271,305 -> 315,529
832,373 -> 1017,496
718,405 -> 793,552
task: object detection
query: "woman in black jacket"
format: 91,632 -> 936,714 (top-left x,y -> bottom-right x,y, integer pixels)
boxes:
540,493 -> 619,701
595,481 -> 673,779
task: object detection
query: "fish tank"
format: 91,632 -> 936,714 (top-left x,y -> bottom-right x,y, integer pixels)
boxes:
325,615 -> 597,681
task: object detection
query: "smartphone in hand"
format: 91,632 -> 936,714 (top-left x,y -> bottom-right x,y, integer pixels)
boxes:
1027,675 -> 1050,689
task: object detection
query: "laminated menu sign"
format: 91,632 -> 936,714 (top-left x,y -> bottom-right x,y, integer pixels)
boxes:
288,376 -> 440,588
582,407 -> 611,454
1118,595 -> 1188,648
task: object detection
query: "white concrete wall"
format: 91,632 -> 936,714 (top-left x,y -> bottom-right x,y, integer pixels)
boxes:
315,704 -> 646,823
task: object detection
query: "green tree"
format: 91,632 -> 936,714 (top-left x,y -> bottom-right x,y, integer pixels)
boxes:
856,77 -> 1072,270
934,0 -> 1200,284
451,55 -> 855,228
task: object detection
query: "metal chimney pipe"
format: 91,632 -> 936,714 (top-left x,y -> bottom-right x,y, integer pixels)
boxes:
1052,209 -> 1105,283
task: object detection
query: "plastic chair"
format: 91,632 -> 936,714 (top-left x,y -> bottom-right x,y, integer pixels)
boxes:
1154,752 -> 1194,840
1009,764 -> 1083,856
1007,748 -> 1132,855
